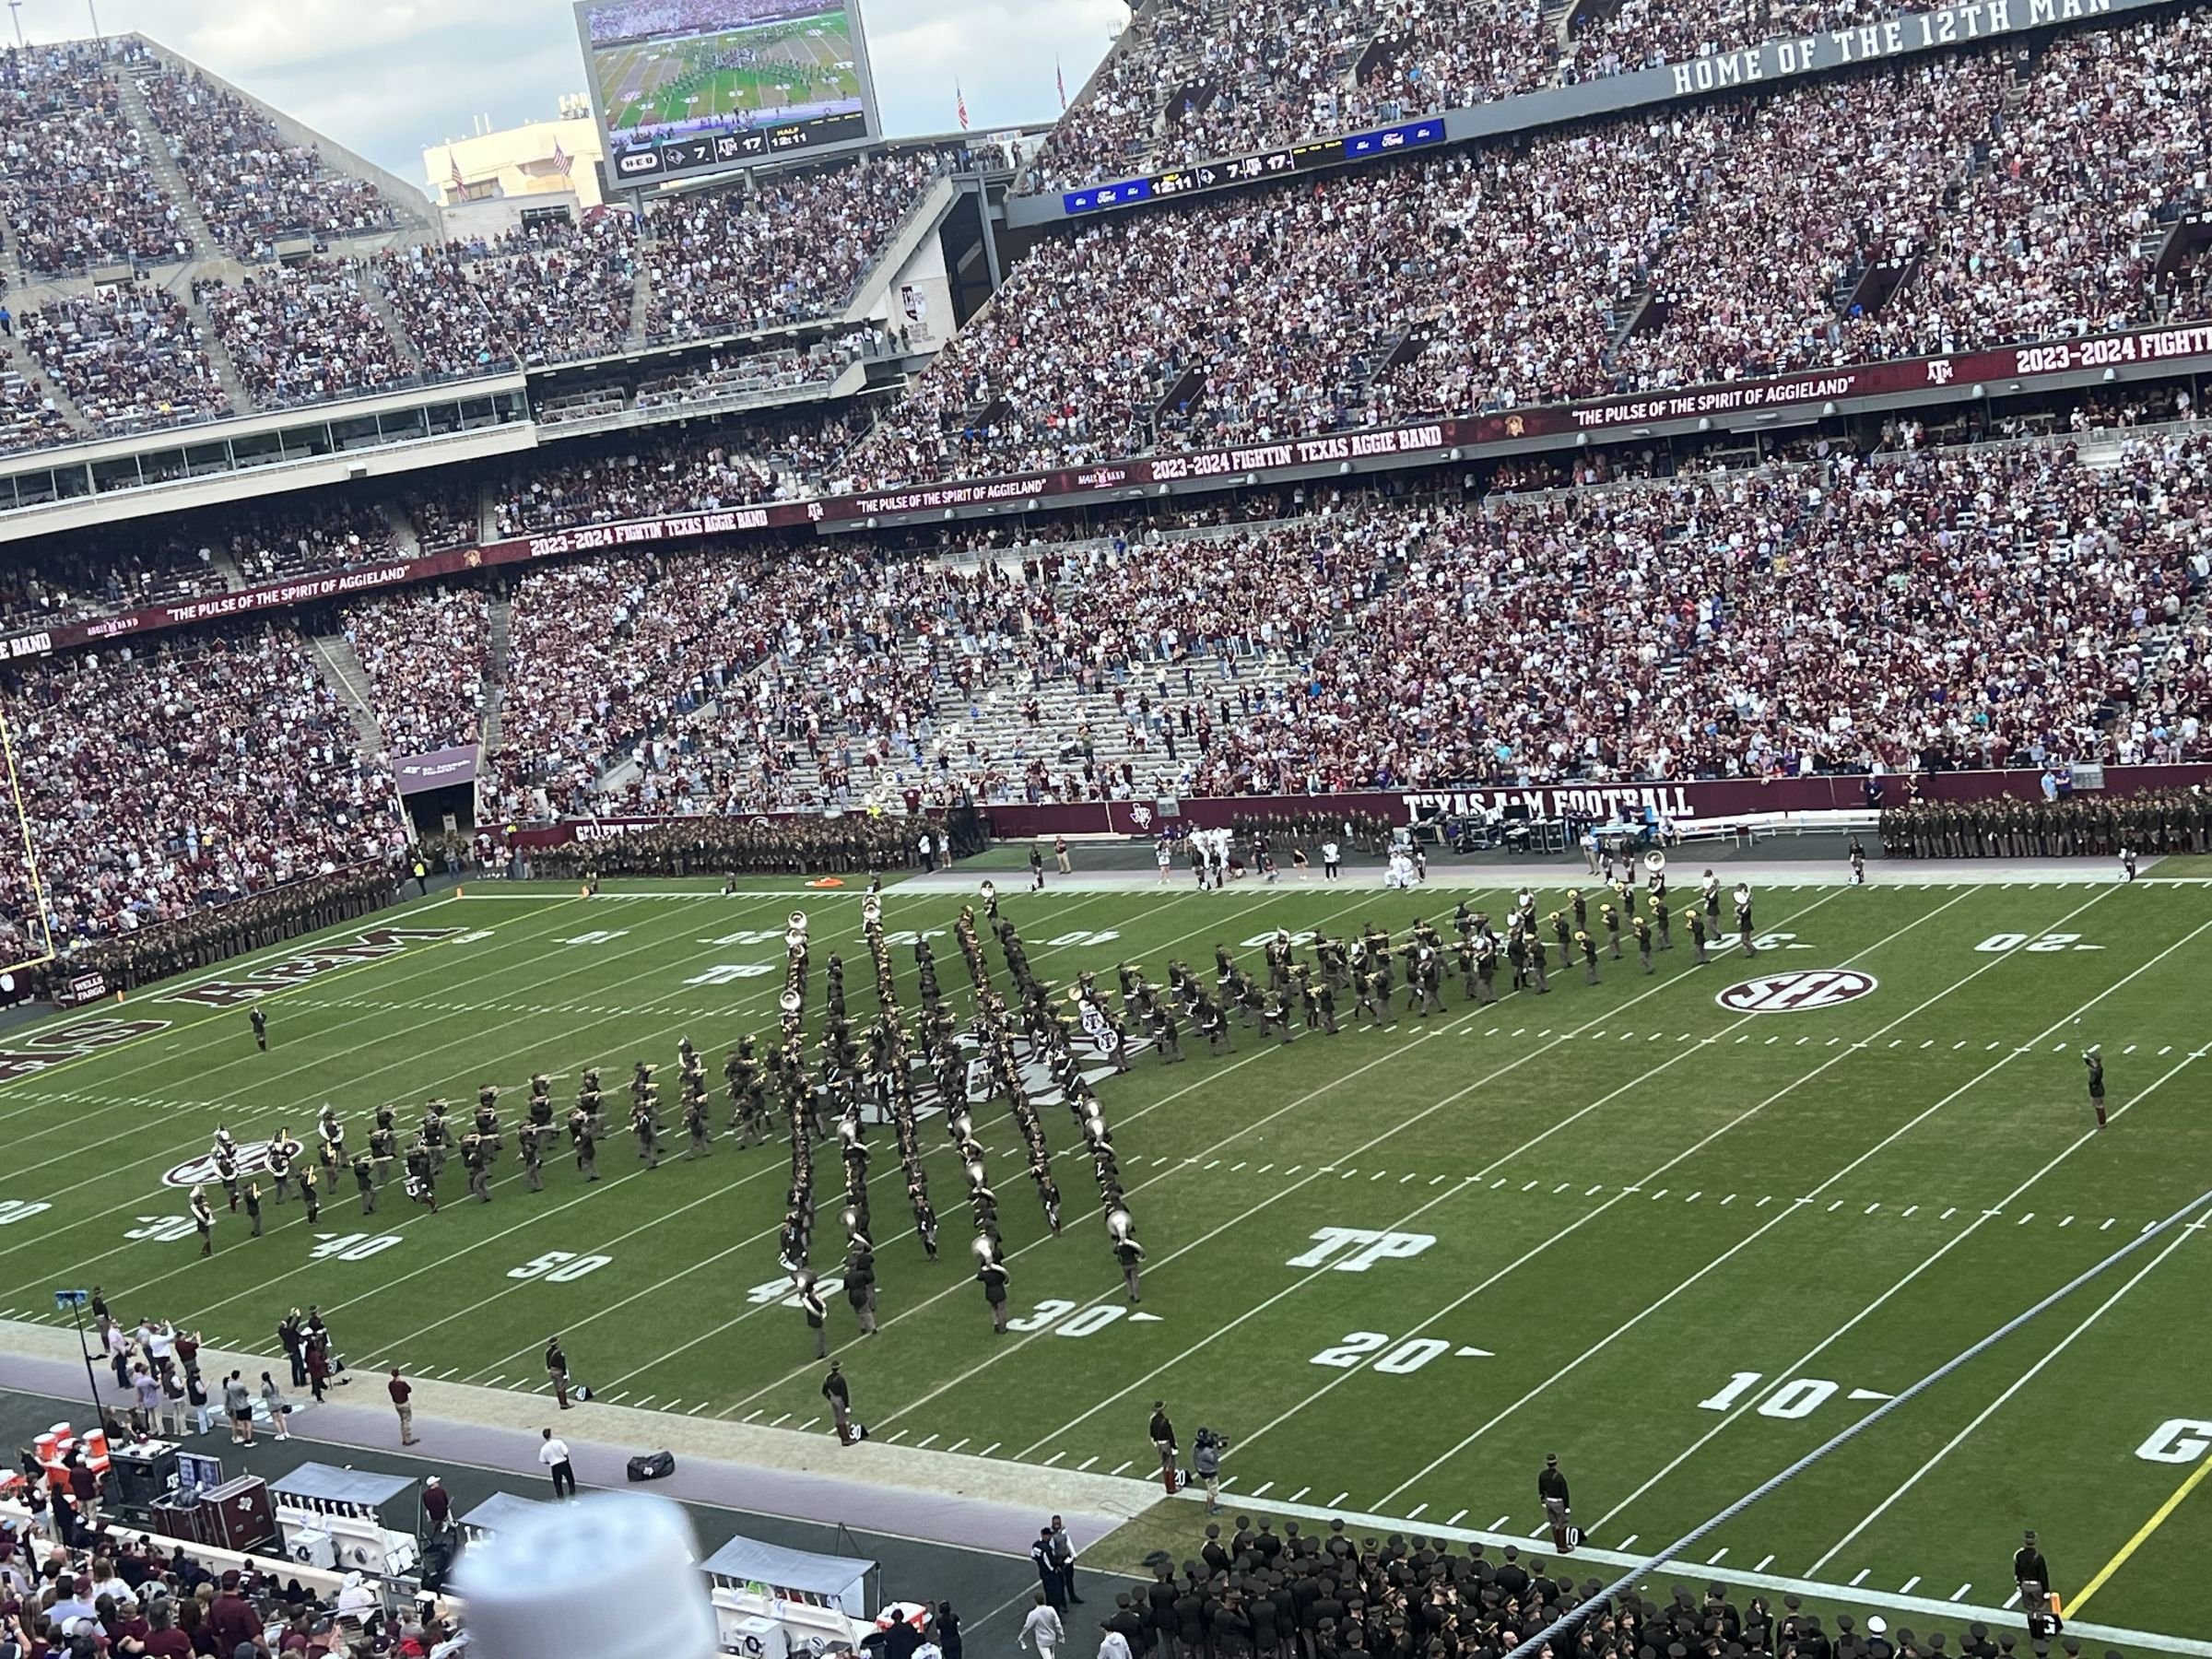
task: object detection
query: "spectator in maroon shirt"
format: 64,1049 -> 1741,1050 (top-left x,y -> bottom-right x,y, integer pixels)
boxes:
204,1576 -> 257,1657
419,1478 -> 450,1535
140,1598 -> 193,1659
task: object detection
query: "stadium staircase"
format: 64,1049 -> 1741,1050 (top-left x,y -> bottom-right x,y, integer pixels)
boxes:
310,633 -> 388,757
359,275 -> 428,376
168,275 -> 257,415
110,69 -> 227,258
479,596 -> 512,757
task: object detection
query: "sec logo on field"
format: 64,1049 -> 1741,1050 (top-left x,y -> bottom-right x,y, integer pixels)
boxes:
1715,969 -> 1878,1013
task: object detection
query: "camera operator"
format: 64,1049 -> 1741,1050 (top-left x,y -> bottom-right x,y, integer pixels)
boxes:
1193,1427 -> 1229,1515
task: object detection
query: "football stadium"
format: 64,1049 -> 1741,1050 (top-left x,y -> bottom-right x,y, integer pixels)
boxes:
0,2 -> 2208,1658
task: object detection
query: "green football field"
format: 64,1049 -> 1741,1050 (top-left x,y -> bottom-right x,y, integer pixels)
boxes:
601,10 -> 859,134
0,869 -> 2207,1645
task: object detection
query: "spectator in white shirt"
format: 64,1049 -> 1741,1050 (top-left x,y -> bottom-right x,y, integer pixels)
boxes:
1018,1594 -> 1064,1659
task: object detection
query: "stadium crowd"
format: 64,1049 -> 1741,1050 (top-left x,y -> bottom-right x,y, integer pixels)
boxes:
342,587 -> 489,759
16,281 -> 232,435
0,627 -> 399,947
135,62 -> 402,258
0,41 -> 190,275
641,151 -> 947,344
196,261 -> 412,409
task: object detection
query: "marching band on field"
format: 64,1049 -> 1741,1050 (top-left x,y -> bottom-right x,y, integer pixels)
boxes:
193,859 -> 1760,1347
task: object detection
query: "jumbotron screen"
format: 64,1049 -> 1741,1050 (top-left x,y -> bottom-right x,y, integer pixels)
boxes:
573,0 -> 880,184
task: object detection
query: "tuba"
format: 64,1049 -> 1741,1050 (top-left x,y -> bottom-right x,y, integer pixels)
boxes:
780,988 -> 805,1017
979,879 -> 996,905
1643,850 -> 1667,874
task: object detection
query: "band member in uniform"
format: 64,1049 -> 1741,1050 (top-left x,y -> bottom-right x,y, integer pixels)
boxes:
191,1186 -> 216,1257
633,1099 -> 661,1170
1578,930 -> 1600,985
2120,843 -> 2137,881
570,1107 -> 599,1182
1112,1221 -> 1145,1303
423,1101 -> 451,1173
977,1246 -> 1011,1334
267,1130 -> 299,1204
1701,869 -> 1721,922
1632,913 -> 1654,974
250,1006 -> 267,1052
844,1243 -> 878,1335
464,1133 -> 492,1203
520,1121 -> 547,1191
684,1095 -> 712,1159
1848,838 -> 1867,885
1688,907 -> 1711,965
352,1153 -> 377,1215
1734,883 -> 1757,955
243,1179 -> 264,1237
799,1276 -> 829,1359
300,1161 -> 322,1224
2085,1045 -> 2107,1129
369,1120 -> 397,1189
1601,903 -> 1622,960
405,1138 -> 438,1212
1527,931 -> 1550,994
215,1145 -> 241,1212
1653,892 -> 1672,949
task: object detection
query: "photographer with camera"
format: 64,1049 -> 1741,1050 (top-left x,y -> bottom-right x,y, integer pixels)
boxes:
1193,1427 -> 1229,1515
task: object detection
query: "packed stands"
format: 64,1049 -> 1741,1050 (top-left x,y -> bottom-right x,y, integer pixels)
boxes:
134,61 -> 402,258
218,498 -> 400,584
196,259 -> 411,407
374,214 -> 641,376
641,152 -> 945,344
1,626 -> 396,940
0,539 -> 218,633
16,280 -> 232,435
0,359 -> 74,456
0,41 -> 190,274
490,413 -> 868,536
343,586 -> 490,758
410,480 -> 485,552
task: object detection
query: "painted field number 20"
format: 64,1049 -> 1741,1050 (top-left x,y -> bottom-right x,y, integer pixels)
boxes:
1974,933 -> 2098,953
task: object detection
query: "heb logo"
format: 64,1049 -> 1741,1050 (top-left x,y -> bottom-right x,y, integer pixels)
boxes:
1716,970 -> 1878,1014
164,927 -> 463,1006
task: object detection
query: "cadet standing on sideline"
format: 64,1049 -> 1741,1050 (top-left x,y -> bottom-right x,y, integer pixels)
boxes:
822,1359 -> 853,1442
1538,1453 -> 1574,1553
250,1006 -> 268,1052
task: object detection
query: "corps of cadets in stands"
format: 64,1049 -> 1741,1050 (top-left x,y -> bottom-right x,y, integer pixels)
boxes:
49,865 -> 394,995
1878,785 -> 2212,858
1134,1515 -> 2025,1659
186,861 -> 1763,1344
527,814 -> 916,881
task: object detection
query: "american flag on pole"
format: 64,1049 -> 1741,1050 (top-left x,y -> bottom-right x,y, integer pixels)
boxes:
553,138 -> 572,178
956,82 -> 969,130
449,152 -> 466,197
1057,59 -> 1067,111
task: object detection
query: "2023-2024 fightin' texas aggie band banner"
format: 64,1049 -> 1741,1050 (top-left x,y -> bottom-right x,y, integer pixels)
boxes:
11,321 -> 2212,664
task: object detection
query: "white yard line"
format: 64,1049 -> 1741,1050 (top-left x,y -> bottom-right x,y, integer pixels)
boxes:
1593,1035 -> 2210,1533
1011,888 -> 1966,1462
1360,889 -> 2136,1508
1804,1220 -> 2206,1575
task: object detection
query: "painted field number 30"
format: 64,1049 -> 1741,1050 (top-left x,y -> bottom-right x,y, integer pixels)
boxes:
508,1251 -> 613,1283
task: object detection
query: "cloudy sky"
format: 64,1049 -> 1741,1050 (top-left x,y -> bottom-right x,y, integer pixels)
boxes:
15,0 -> 1129,188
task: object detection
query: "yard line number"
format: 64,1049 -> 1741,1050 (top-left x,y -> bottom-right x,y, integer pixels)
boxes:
508,1251 -> 613,1283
